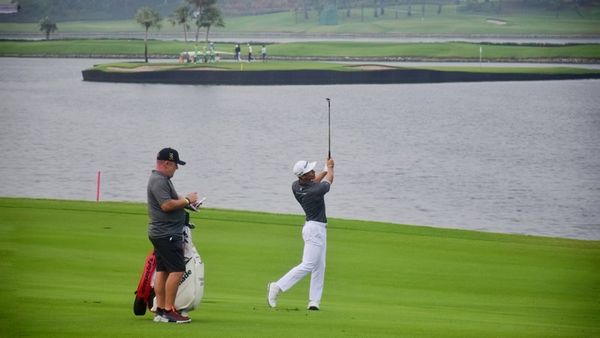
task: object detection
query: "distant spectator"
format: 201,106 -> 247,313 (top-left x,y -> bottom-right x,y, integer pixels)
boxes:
261,45 -> 267,62
247,43 -> 253,62
209,42 -> 216,63
235,44 -> 241,61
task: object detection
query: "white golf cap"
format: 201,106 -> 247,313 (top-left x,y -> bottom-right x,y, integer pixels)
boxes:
293,160 -> 316,177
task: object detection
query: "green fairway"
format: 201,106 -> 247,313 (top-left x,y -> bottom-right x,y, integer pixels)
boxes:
267,41 -> 600,59
219,6 -> 600,36
0,198 -> 598,337
1,40 -> 600,62
1,5 -> 600,36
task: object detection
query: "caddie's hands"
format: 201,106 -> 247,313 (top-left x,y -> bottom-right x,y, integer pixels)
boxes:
186,192 -> 198,204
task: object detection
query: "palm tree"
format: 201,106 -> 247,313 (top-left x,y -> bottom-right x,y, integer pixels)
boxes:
303,0 -> 311,20
198,5 -> 224,42
39,17 -> 57,40
134,7 -> 162,63
187,0 -> 224,44
170,4 -> 192,42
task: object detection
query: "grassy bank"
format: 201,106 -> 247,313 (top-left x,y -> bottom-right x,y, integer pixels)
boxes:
89,60 -> 600,76
1,198 -> 598,337
269,41 -> 600,60
219,6 -> 600,36
1,39 -> 600,62
92,60 -> 352,72
1,5 -> 600,36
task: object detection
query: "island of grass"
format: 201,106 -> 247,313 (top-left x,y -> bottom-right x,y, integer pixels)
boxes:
82,60 -> 600,85
1,39 -> 597,84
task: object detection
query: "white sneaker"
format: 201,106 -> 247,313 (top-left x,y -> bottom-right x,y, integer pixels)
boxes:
267,282 -> 280,308
153,308 -> 168,322
307,301 -> 320,311
153,314 -> 167,322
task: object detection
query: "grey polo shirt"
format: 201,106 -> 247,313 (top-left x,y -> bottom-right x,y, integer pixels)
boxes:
147,170 -> 186,239
292,180 -> 330,223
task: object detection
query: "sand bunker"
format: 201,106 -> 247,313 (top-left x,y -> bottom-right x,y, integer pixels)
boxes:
107,65 -> 226,72
107,65 -> 180,72
486,18 -> 507,25
178,67 -> 226,71
348,65 -> 397,71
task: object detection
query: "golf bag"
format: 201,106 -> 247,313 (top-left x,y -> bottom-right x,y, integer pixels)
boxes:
133,224 -> 205,316
133,250 -> 156,315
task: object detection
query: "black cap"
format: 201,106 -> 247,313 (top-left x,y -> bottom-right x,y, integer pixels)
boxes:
157,148 -> 186,165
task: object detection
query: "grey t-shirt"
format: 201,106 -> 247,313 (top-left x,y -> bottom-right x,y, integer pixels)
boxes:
147,170 -> 185,239
292,180 -> 331,223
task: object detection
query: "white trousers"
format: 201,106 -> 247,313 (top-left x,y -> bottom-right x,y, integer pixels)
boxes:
275,221 -> 327,303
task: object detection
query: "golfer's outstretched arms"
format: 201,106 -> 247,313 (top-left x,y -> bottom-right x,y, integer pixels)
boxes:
314,158 -> 334,184
324,158 -> 334,184
314,170 -> 326,183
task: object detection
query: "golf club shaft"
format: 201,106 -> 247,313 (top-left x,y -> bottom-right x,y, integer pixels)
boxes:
327,98 -> 331,159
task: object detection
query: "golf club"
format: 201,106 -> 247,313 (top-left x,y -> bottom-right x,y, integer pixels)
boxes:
326,98 -> 331,159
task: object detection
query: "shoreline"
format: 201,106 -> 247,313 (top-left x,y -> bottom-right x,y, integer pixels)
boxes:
82,66 -> 600,85
3,54 -> 599,64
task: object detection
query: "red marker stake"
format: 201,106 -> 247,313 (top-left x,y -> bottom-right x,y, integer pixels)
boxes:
96,171 -> 101,202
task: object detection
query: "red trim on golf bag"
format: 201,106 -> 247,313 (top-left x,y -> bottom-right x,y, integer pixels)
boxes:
133,250 -> 156,316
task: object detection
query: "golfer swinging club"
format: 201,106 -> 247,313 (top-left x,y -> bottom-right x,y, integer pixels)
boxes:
267,156 -> 334,310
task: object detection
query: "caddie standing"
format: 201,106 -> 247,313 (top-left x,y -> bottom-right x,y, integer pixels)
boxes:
267,157 -> 334,311
147,147 -> 198,323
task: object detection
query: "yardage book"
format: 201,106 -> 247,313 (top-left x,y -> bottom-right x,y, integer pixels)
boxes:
185,197 -> 206,212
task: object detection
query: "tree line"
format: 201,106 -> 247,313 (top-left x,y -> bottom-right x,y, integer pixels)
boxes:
3,0 -> 294,22
135,0 -> 224,62
4,0 -> 598,23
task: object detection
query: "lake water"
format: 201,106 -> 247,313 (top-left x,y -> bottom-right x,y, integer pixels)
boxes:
0,58 -> 599,240
3,31 -> 600,44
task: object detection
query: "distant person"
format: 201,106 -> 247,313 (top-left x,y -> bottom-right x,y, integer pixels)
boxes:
209,42 -> 216,63
261,45 -> 267,62
247,43 -> 253,62
267,157 -> 335,311
235,43 -> 241,61
147,147 -> 199,323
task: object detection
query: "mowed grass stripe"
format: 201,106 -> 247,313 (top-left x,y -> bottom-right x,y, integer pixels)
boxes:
0,198 -> 598,337
1,40 -> 599,61
1,7 -> 600,35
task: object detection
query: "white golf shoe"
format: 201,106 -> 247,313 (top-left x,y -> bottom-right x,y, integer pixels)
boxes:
307,301 -> 320,311
153,308 -> 168,322
267,282 -> 280,308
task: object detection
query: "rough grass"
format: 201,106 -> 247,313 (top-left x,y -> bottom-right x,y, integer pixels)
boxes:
1,198 -> 598,337
1,40 -> 599,62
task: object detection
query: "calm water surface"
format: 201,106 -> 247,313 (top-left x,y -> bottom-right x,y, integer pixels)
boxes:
1,58 -> 599,240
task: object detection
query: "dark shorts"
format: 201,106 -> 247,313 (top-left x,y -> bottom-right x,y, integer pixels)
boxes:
149,235 -> 185,273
